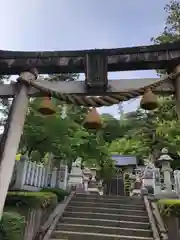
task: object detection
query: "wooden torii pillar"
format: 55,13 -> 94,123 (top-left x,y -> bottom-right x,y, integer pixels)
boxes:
0,71 -> 37,219
0,42 -> 180,219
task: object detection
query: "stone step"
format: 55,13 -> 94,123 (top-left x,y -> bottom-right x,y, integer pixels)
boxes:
66,206 -> 147,216
75,193 -> 142,199
50,230 -> 153,240
75,193 -> 141,199
69,201 -> 145,210
73,195 -> 144,204
63,211 -> 149,222
60,217 -> 151,229
88,183 -> 97,188
55,223 -> 152,237
87,190 -> 99,194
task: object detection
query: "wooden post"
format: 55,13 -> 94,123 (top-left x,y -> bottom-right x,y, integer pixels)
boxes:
0,71 -> 37,220
174,65 -> 180,119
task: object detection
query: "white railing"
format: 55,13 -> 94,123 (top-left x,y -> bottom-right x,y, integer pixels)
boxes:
10,160 -> 68,191
139,166 -> 179,196
152,168 -> 162,195
151,169 -> 180,197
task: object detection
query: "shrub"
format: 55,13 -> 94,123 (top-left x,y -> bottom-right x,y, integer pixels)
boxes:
41,188 -> 69,202
3,191 -> 58,240
0,211 -> 25,240
158,199 -> 180,217
5,191 -> 58,209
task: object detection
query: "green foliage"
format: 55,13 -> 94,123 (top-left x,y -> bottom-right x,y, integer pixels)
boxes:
158,199 -> 180,217
2,190 -> 61,240
0,212 -> 25,240
6,191 -> 57,209
107,96 -> 180,167
40,188 -> 69,202
151,0 -> 180,75
19,75 -> 115,174
101,114 -> 124,142
151,0 -> 180,45
98,165 -> 116,182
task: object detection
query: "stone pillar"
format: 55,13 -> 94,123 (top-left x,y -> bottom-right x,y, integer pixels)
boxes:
174,65 -> 180,119
174,170 -> 180,197
63,165 -> 68,190
13,160 -> 28,190
142,163 -> 155,195
161,163 -> 173,192
153,168 -> 161,195
50,167 -> 57,188
57,164 -> 68,190
0,71 -> 37,220
68,163 -> 83,189
83,176 -> 89,192
90,167 -> 97,181
158,148 -> 173,192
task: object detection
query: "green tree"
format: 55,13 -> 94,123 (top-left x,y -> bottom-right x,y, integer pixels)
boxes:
151,0 -> 180,44
19,73 -> 111,173
107,0 -> 180,169
151,0 -> 180,168
101,114 -> 126,142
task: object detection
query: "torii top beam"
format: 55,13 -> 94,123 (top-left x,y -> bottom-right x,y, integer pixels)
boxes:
0,41 -> 180,75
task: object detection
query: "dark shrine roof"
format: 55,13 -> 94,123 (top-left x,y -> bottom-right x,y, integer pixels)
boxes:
111,155 -> 137,166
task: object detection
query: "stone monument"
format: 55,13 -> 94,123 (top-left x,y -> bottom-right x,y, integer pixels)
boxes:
68,157 -> 83,190
142,161 -> 156,194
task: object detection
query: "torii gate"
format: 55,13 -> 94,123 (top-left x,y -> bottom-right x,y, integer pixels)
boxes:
0,41 -> 180,218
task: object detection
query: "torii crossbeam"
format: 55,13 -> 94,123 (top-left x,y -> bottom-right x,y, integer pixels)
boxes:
0,41 -> 180,75
0,41 -> 180,219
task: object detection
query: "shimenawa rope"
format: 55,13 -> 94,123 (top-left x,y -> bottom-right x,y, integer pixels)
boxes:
18,72 -> 180,107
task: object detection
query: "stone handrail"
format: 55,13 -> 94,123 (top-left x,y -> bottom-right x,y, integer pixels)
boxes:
151,201 -> 168,240
144,195 -> 160,240
37,191 -> 75,240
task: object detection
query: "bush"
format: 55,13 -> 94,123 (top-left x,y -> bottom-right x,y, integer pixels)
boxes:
3,191 -> 59,240
158,199 -> 180,217
40,188 -> 69,202
0,212 -> 25,240
5,191 -> 58,209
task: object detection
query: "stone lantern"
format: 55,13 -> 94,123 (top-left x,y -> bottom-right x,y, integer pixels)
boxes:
158,148 -> 173,192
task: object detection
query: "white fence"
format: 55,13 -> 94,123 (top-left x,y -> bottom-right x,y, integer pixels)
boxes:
140,165 -> 180,198
174,170 -> 180,197
10,160 -> 68,191
151,168 -> 180,197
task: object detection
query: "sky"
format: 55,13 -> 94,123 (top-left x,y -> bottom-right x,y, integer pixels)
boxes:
0,0 -> 170,119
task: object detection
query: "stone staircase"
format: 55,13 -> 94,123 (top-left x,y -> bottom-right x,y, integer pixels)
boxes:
50,193 -> 154,240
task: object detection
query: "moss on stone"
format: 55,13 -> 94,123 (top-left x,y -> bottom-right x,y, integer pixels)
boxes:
158,199 -> 180,217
